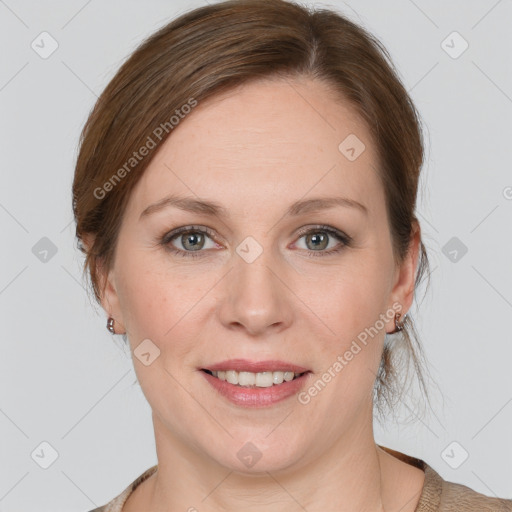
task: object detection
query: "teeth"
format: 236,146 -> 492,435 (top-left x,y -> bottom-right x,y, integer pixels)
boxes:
211,370 -> 304,387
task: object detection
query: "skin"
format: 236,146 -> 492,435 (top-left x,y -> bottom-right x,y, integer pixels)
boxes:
94,77 -> 424,511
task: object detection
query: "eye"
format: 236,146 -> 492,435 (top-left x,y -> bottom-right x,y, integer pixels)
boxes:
160,224 -> 352,259
294,225 -> 352,257
161,226 -> 219,258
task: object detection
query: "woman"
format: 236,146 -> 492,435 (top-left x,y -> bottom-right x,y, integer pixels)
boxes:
73,0 -> 512,510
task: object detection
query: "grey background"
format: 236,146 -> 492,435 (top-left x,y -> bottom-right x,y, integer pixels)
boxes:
1,0 -> 511,510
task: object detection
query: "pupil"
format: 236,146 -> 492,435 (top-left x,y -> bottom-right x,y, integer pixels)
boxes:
308,232 -> 327,250
183,233 -> 203,250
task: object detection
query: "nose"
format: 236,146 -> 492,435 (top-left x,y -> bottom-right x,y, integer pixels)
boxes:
218,249 -> 294,337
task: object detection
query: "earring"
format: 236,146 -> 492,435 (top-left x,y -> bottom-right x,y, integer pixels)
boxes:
106,317 -> 116,334
389,312 -> 407,334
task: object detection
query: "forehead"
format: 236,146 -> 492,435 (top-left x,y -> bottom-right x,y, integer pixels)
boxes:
126,78 -> 383,219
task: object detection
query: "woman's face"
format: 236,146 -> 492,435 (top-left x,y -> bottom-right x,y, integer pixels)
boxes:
101,77 -> 418,473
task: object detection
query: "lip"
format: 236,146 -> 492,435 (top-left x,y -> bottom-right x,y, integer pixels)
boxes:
200,370 -> 311,408
202,359 -> 310,373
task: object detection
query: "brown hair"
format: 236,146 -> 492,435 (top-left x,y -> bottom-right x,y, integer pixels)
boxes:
73,0 -> 434,421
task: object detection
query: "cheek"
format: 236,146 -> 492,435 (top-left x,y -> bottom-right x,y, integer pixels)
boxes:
114,248 -> 178,338
309,292 -> 385,419
115,252 -> 211,370
321,256 -> 391,334
118,273 -> 183,340
311,257 -> 391,388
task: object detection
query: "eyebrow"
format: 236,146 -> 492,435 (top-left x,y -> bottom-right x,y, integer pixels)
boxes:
139,194 -> 368,220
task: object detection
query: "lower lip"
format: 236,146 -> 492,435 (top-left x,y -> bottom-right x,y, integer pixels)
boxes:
201,370 -> 311,408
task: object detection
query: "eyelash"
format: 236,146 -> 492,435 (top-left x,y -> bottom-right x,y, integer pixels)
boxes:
159,224 -> 352,259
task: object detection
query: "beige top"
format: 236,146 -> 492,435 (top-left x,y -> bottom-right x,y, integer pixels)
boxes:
88,446 -> 512,511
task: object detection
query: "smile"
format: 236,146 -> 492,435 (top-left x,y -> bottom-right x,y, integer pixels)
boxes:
200,368 -> 312,407
203,369 -> 307,387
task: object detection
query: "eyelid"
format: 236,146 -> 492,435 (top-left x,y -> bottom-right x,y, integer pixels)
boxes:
161,225 -> 219,243
293,224 -> 352,244
161,224 -> 351,256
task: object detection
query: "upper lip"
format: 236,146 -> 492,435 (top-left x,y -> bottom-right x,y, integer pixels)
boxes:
203,359 -> 310,373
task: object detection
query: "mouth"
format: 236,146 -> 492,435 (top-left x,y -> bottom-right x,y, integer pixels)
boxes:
200,360 -> 312,407
201,368 -> 310,388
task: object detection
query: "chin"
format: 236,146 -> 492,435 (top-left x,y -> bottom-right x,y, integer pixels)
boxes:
209,434 -> 307,475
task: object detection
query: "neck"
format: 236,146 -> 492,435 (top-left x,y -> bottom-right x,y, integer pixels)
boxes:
146,407 -> 393,512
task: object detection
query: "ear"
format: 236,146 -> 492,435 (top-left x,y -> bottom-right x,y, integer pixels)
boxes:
82,233 -> 126,334
386,221 -> 421,332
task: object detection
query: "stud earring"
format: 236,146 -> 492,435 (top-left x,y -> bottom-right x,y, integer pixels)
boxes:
389,312 -> 407,334
106,317 -> 115,334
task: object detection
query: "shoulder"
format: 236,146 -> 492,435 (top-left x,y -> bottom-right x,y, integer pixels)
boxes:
437,474 -> 512,511
86,465 -> 158,512
378,445 -> 512,512
420,462 -> 512,511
